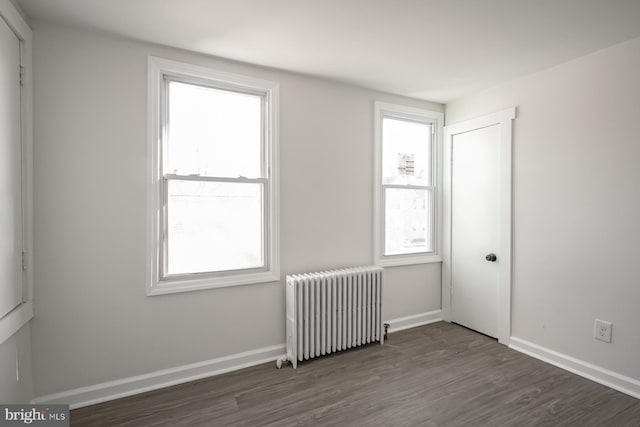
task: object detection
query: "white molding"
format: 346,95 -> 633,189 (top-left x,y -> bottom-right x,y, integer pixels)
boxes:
376,255 -> 442,268
373,101 -> 444,268
386,310 -> 442,333
146,56 -> 280,296
32,344 -> 286,410
0,301 -> 33,344
0,1 -> 31,39
510,337 -> 640,400
442,107 -> 515,345
0,0 -> 33,345
148,271 -> 280,296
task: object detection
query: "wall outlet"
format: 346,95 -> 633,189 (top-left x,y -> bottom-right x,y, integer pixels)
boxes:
594,319 -> 612,343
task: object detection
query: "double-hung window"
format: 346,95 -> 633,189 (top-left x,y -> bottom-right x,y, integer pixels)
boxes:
374,102 -> 442,266
148,57 -> 279,295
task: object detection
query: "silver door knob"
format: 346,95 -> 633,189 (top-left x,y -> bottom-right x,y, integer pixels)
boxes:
485,253 -> 497,262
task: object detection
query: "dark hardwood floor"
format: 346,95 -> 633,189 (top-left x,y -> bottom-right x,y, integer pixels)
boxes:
71,322 -> 640,426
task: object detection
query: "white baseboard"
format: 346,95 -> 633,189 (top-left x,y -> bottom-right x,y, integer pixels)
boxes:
509,337 -> 640,400
32,344 -> 285,410
386,309 -> 442,333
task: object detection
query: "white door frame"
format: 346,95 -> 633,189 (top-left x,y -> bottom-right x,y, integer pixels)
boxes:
442,107 -> 515,345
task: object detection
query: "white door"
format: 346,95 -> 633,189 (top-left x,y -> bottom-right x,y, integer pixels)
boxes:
0,15 -> 24,319
443,108 -> 514,344
451,125 -> 501,338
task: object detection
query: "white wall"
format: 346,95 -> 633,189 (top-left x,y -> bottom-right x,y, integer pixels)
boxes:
0,325 -> 33,403
446,36 -> 640,381
30,22 -> 443,397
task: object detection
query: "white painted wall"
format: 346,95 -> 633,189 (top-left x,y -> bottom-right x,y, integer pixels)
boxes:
30,21 -> 443,397
446,36 -> 640,381
0,325 -> 33,403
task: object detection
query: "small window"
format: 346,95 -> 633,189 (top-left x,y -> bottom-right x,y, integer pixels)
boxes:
374,102 -> 442,266
148,57 -> 279,295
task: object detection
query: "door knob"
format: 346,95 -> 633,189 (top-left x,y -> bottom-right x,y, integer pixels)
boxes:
485,253 -> 497,262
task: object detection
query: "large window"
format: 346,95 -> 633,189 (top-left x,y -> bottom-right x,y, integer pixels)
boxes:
148,57 -> 279,295
374,102 -> 442,266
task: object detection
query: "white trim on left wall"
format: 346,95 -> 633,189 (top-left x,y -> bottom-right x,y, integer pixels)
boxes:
32,344 -> 286,410
0,0 -> 34,346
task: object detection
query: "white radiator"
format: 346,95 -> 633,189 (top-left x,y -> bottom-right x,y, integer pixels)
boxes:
278,266 -> 384,369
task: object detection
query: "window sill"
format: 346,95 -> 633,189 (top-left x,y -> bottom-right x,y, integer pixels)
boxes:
0,301 -> 34,345
147,270 -> 280,296
375,255 -> 442,268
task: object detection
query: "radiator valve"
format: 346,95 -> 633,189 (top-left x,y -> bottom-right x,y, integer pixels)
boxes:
384,323 -> 390,340
275,355 -> 288,369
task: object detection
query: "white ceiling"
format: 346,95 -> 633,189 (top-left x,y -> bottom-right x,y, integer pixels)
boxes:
16,0 -> 640,103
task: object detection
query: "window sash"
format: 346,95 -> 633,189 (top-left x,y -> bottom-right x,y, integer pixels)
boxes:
160,175 -> 270,281
381,115 -> 434,187
381,185 -> 435,257
162,77 -> 269,180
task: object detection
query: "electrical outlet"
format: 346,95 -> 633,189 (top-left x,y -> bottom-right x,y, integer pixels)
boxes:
594,319 -> 612,343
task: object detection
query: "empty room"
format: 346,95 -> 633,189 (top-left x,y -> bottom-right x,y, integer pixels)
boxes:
1,0 -> 639,425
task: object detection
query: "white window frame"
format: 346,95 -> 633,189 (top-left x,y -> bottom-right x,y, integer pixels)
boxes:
0,0 -> 34,345
147,57 -> 280,296
373,102 -> 443,267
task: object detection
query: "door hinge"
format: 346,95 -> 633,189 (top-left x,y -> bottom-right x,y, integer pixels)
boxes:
19,66 -> 25,87
21,252 -> 26,271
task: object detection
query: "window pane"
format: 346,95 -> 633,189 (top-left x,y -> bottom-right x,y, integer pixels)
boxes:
382,117 -> 431,186
384,188 -> 432,256
166,180 -> 264,275
167,81 -> 262,178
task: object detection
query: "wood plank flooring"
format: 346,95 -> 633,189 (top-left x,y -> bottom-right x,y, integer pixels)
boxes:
71,322 -> 640,426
